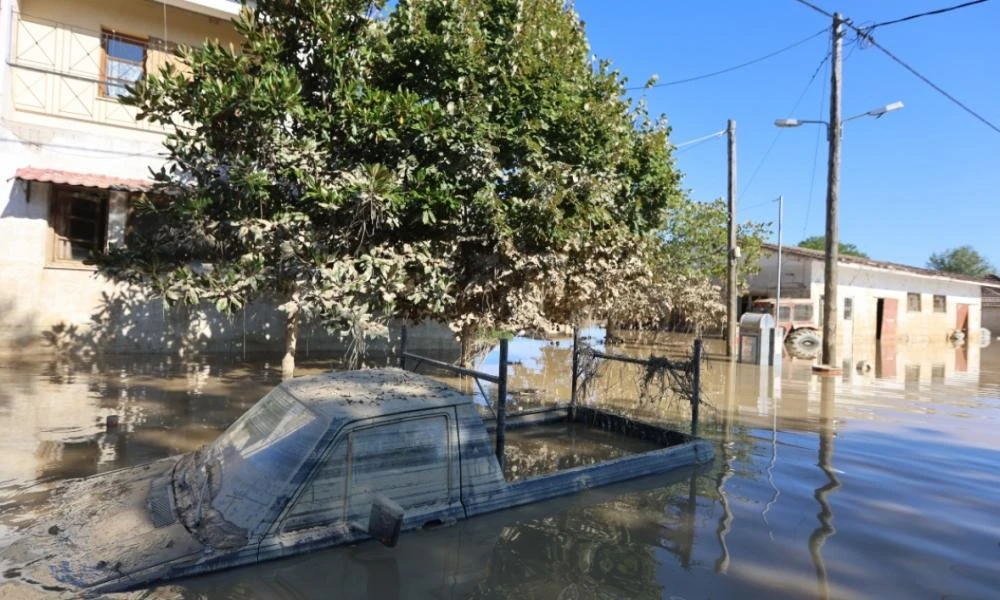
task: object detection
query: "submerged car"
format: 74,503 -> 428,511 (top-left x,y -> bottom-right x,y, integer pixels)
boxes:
0,368 -> 713,595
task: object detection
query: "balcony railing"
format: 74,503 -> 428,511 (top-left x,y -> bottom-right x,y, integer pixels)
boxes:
5,10 -> 227,133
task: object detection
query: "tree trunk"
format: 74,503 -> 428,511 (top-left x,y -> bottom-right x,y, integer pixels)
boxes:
459,323 -> 477,368
281,297 -> 300,380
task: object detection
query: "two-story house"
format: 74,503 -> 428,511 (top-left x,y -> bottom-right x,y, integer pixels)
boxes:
0,0 -> 460,358
0,0 -> 246,352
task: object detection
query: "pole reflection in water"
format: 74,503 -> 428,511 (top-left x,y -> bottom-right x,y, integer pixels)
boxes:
809,376 -> 841,600
761,369 -> 781,540
713,359 -> 736,574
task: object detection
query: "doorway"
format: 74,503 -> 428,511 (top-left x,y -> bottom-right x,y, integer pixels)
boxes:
876,297 -> 898,341
876,299 -> 884,339
956,303 -> 970,333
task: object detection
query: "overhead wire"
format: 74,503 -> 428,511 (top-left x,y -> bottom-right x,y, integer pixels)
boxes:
673,129 -> 726,149
802,49 -> 829,238
626,28 -> 828,91
855,32 -> 1000,135
791,0 -> 1000,136
866,0 -> 990,30
739,46 -> 832,200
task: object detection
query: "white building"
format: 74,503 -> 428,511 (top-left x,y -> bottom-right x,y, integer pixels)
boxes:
748,244 -> 999,348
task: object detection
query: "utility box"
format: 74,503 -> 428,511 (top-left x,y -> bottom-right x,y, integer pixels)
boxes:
738,313 -> 775,365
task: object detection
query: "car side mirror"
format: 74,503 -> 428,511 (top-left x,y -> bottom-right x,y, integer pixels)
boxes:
368,494 -> 404,547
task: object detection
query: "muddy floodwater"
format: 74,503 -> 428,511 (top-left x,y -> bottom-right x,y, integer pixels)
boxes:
1,333 -> 998,599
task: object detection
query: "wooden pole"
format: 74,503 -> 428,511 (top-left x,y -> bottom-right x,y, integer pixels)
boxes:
822,14 -> 843,369
726,119 -> 738,359
691,338 -> 702,437
570,325 -> 580,418
495,338 -> 509,470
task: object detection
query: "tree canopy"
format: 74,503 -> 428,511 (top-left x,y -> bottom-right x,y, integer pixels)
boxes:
100,0 -> 765,374
798,235 -> 868,258
927,246 -> 996,277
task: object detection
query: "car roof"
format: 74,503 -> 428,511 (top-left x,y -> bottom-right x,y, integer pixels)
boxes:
279,368 -> 473,421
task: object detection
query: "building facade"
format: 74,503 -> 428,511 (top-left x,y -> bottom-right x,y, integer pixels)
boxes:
0,0 -> 456,356
748,244 -> 995,348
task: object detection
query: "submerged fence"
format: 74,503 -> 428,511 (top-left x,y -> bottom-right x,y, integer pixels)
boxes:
570,328 -> 703,437
398,325 -> 704,468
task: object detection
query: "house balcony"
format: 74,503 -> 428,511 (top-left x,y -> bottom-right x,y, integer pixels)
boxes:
4,2 -> 241,135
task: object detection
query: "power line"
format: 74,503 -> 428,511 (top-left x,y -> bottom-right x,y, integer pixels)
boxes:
792,0 -> 834,19
673,129 -> 726,149
867,0 -> 991,30
627,28 -> 827,91
740,48 -> 832,198
803,52 -> 829,238
857,32 -> 1000,135
791,0 -> 1000,136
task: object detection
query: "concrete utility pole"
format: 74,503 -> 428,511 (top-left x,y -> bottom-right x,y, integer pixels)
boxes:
725,119 -> 738,358
821,13 -> 843,369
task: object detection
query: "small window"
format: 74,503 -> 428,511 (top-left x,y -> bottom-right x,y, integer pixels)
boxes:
792,304 -> 813,321
777,306 -> 791,321
102,30 -> 146,98
933,295 -> 946,313
907,293 -> 922,312
49,186 -> 109,263
843,298 -> 853,320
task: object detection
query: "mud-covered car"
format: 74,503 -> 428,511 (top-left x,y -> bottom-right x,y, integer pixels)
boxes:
0,369 -> 712,595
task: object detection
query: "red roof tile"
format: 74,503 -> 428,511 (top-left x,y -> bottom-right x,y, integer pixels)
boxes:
14,167 -> 151,192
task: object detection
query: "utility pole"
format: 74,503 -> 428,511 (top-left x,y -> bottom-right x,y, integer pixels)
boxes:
821,13 -> 843,369
725,119 -> 738,358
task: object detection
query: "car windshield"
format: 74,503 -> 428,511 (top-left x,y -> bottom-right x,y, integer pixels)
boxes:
177,386 -> 327,536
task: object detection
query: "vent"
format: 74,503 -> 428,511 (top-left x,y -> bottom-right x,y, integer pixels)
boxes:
148,475 -> 178,528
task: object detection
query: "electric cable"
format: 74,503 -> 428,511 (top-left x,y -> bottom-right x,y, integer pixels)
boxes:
792,0 -> 1000,135
627,28 -> 828,91
802,53 -> 829,238
856,32 -> 1000,135
740,48 -> 831,199
867,0 -> 990,30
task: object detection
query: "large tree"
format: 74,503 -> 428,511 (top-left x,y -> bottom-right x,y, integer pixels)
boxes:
927,246 -> 996,277
102,0 -> 688,374
798,235 -> 868,258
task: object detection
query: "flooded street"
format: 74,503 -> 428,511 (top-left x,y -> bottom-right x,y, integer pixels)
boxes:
1,334 -> 998,599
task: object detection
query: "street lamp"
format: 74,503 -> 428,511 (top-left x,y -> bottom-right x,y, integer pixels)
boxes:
774,100 -> 903,370
774,102 -> 904,130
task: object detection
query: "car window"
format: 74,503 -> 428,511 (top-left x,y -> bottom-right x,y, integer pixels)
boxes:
207,386 -> 326,532
282,441 -> 348,532
793,304 -> 813,321
345,415 -> 451,524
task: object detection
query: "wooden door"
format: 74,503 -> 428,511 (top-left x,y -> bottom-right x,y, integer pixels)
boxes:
880,298 -> 898,341
956,303 -> 969,333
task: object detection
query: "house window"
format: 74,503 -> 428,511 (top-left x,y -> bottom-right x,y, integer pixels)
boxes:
49,186 -> 109,263
933,295 -> 946,313
843,297 -> 853,320
907,293 -> 922,312
101,30 -> 146,98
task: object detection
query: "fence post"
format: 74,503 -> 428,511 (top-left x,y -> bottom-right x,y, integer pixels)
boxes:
399,324 -> 408,369
691,338 -> 702,437
570,325 -> 580,419
495,338 -> 509,471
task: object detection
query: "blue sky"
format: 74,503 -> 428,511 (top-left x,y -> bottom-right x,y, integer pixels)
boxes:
573,0 -> 999,270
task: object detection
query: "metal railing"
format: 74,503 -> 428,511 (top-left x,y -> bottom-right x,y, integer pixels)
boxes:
398,325 -> 510,469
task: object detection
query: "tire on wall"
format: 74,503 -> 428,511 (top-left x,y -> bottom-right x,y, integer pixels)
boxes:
785,328 -> 821,358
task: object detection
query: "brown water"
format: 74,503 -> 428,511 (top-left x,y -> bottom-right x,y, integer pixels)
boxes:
0,334 -> 998,599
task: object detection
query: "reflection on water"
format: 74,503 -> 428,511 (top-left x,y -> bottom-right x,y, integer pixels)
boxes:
0,336 -> 999,599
